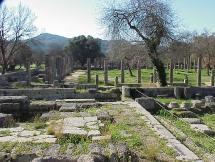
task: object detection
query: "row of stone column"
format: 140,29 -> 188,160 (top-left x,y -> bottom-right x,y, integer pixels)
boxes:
167,58 -> 199,70
87,58 -> 142,85
169,57 -> 215,87
45,55 -> 73,84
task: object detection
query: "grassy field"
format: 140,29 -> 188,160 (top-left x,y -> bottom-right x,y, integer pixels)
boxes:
77,68 -> 211,86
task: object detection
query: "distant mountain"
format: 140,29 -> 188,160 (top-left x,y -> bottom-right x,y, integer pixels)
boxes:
26,33 -> 70,55
26,33 -> 110,55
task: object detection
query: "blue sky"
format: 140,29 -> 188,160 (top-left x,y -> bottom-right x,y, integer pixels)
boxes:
3,0 -> 215,38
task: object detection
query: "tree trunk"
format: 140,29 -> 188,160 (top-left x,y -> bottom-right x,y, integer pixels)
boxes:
151,58 -> 167,86
126,63 -> 134,77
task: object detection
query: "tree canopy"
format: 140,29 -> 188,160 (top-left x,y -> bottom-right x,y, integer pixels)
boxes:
102,0 -> 176,86
65,35 -> 104,66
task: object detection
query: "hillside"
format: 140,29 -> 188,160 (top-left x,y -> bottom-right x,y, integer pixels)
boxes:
26,33 -> 70,55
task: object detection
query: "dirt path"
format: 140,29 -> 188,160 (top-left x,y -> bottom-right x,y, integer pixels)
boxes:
64,70 -> 86,83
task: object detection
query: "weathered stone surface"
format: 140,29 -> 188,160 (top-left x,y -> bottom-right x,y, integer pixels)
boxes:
92,135 -> 111,141
191,100 -> 204,108
88,130 -> 101,137
0,96 -> 29,103
12,153 -> 37,162
32,156 -> 76,162
77,154 -> 106,162
0,113 -> 14,127
191,124 -> 215,136
63,127 -> 88,136
0,152 -> 10,162
30,101 -> 57,112
135,97 -> 156,111
40,112 -> 53,121
182,118 -> 202,124
59,103 -> 77,112
18,130 -> 40,137
0,136 -> 16,142
64,117 -> 86,127
78,103 -> 101,109
97,111 -> 113,122
88,143 -> 103,154
205,96 -> 215,103
43,144 -> 60,156
180,102 -> 191,110
173,111 -> 197,118
84,116 -> 98,123
117,143 -> 130,162
168,102 -> 179,109
109,143 -> 118,162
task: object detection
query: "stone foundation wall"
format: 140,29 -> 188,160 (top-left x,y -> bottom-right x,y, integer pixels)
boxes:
0,88 -> 120,101
124,86 -> 215,99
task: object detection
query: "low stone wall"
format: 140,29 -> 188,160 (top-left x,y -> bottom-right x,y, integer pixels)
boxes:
124,87 -> 175,99
2,69 -> 40,82
0,88 -> 120,101
184,87 -> 215,99
124,86 -> 215,99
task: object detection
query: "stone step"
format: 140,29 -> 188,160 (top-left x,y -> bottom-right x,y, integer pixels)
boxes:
190,124 -> 215,136
59,103 -> 77,112
182,118 -> 203,124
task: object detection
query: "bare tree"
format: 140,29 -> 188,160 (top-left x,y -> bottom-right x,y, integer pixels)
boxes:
102,0 -> 176,86
0,3 -> 36,74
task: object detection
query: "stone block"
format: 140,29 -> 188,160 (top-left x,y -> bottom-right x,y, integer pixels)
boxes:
205,96 -> 215,103
59,103 -> 77,112
0,103 -> 20,113
0,96 -> 29,104
191,100 -> 204,108
0,113 -> 14,127
135,97 -> 156,111
191,124 -> 215,136
88,88 -> 97,94
182,118 -> 202,124
168,102 -> 179,109
180,102 -> 191,110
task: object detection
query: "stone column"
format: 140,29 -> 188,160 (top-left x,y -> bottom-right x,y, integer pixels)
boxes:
184,74 -> 188,85
87,58 -> 91,83
137,60 -> 141,83
121,60 -> 125,83
183,58 -> 186,70
169,59 -> 173,85
104,59 -> 108,86
95,75 -> 99,90
150,73 -> 153,83
197,56 -> 202,87
211,69 -> 215,86
26,59 -> 31,86
153,67 -> 157,83
194,59 -> 197,72
115,76 -> 118,87
56,57 -> 63,82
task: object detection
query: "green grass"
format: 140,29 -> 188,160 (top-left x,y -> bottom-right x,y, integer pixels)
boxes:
77,68 -> 211,86
201,114 -> 215,131
0,130 -> 11,136
157,98 -> 191,104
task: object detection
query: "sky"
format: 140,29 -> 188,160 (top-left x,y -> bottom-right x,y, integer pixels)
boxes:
2,0 -> 215,39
